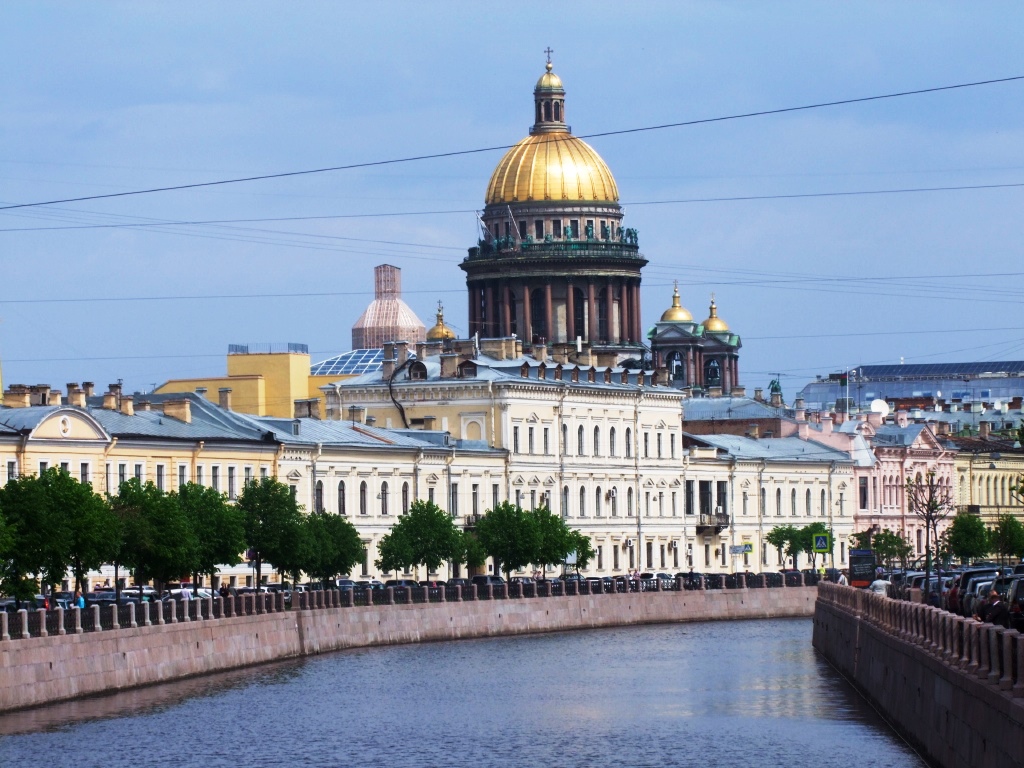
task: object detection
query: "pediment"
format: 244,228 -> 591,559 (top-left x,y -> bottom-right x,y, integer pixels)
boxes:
656,479 -> 668,488
643,478 -> 655,488
528,475 -> 541,486
286,469 -> 303,481
30,409 -> 109,442
512,476 -> 525,486
740,479 -> 752,489
426,473 -> 440,483
525,412 -> 541,423
544,475 -> 556,487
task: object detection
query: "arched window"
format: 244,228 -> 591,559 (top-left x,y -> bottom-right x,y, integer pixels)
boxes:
791,489 -> 797,516
578,425 -> 585,456
596,486 -> 603,517
776,488 -> 782,516
609,427 -> 617,457
593,426 -> 601,456
338,480 -> 346,515
761,488 -> 767,516
315,480 -> 324,512
402,482 -> 410,514
543,100 -> 552,121
380,481 -> 389,515
553,101 -> 561,121
625,428 -> 633,458
820,489 -> 826,516
611,487 -> 618,516
805,489 -> 812,516
579,487 -> 586,517
561,423 -> 568,454
562,486 -> 569,516
627,487 -> 634,516
359,481 -> 367,515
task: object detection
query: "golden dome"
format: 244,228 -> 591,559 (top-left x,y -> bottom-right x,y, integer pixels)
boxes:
485,132 -> 619,205
426,302 -> 456,341
702,295 -> 729,332
660,282 -> 693,323
536,61 -> 563,90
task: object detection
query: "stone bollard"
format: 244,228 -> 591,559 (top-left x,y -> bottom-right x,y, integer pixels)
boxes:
91,604 -> 102,630
386,587 -> 395,606
109,604 -> 119,630
206,596 -> 214,619
1,611 -> 9,641
345,589 -> 355,607
406,588 -> 414,606
513,582 -> 522,599
929,609 -> 940,655
56,606 -> 66,636
738,573 -> 747,589
180,599 -> 191,623
128,602 -> 137,629
1014,634 -> 1024,698
471,585 -> 479,601
569,580 -> 579,596
36,609 -> 47,638
18,610 -> 29,640
988,628 -> 1002,685
486,585 -> 494,601
454,585 -> 462,603
1000,630 -> 1018,691
365,587 -> 374,607
501,584 -> 509,600
167,598 -> 177,624
675,576 -> 685,591
977,625 -> 990,680
437,585 -> 446,604
73,606 -> 83,634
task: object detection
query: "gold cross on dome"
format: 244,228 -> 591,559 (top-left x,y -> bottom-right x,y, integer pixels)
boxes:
544,47 -> 554,64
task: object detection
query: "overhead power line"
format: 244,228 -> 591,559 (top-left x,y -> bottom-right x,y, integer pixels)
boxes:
1,73 -> 1022,212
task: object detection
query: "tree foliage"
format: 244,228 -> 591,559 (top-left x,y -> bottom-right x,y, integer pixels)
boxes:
474,501 -> 541,578
568,530 -> 595,572
765,525 -> 802,569
871,528 -> 914,571
849,530 -> 873,550
530,506 -> 577,571
238,477 -> 303,588
303,512 -> 364,585
375,499 -> 463,576
176,482 -> 245,593
990,513 -> 1024,564
945,512 -> 990,563
905,472 -> 955,603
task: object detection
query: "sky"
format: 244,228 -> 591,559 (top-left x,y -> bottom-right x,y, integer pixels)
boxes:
2,2 -> 1023,399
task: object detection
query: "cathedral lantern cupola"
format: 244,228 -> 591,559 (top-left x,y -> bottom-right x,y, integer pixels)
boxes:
461,54 -> 647,358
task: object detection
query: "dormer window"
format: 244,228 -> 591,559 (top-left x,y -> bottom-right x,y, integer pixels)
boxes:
409,361 -> 428,381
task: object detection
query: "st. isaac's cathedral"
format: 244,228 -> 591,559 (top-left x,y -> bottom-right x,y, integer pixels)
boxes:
458,56 -> 741,393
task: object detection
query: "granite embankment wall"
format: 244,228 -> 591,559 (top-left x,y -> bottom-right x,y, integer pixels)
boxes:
1,586 -> 814,713
814,583 -> 1024,768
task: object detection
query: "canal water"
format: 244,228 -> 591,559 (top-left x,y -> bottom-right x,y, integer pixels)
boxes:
0,618 -> 924,768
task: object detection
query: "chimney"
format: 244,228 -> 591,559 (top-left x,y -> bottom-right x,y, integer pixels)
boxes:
797,421 -> 810,439
896,410 -> 909,428
415,342 -> 428,362
708,386 -> 722,397
770,391 -> 783,408
108,382 -> 122,399
4,386 -> 31,408
395,340 -> 410,367
102,391 -> 117,410
294,398 -> 320,419
163,398 -> 192,424
382,342 -> 396,380
533,343 -> 547,362
194,387 -> 207,398
119,396 -> 134,416
821,416 -> 833,435
82,382 -> 95,398
347,405 -> 367,424
731,386 -> 746,397
753,387 -> 764,403
29,385 -> 51,406
746,423 -> 760,439
936,421 -> 950,436
440,353 -> 459,378
218,388 -> 233,411
422,415 -> 437,431
137,400 -> 152,412
794,397 -> 806,422
67,385 -> 86,408
834,411 -> 846,425
979,421 -> 991,438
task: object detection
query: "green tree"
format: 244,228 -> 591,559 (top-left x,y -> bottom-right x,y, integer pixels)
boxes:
176,482 -> 245,595
111,478 -> 197,596
905,471 -> 955,605
529,506 -> 576,572
304,512 -> 364,586
800,522 -> 831,568
567,530 -> 595,573
765,525 -> 801,569
238,477 -> 303,588
0,474 -> 54,602
474,501 -> 540,579
849,530 -> 873,550
989,513 -> 1024,564
945,512 -> 990,564
871,528 -> 914,571
375,499 -> 463,577
459,530 -> 487,571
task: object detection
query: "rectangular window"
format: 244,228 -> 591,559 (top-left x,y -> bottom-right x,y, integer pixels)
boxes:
543,428 -> 549,455
699,481 -> 712,516
118,463 -> 126,486
492,483 -> 500,510
7,460 -> 16,481
60,461 -> 70,474
859,477 -> 869,510
534,219 -> 544,239
361,549 -> 369,577
513,426 -> 520,454
840,542 -> 847,563
472,484 -> 479,515
39,461 -> 49,475
105,463 -> 111,492
742,492 -> 748,516
450,483 -> 458,516
645,491 -> 651,517
428,486 -> 435,504
597,545 -> 604,571
211,466 -> 220,492
528,427 -> 534,454
134,463 -> 142,481
586,219 -> 594,237
716,481 -> 728,515
155,465 -> 165,491
260,467 -> 268,480
685,480 -> 695,515
518,220 -> 526,239
671,491 -> 677,517
552,220 -> 562,238
657,433 -> 663,458
228,467 -> 236,500
569,219 -> 579,238
613,546 -> 620,571
196,466 -> 204,486
670,434 -> 676,459
660,545 -> 666,569
80,463 -> 90,484
244,466 -> 252,485
179,465 -> 187,487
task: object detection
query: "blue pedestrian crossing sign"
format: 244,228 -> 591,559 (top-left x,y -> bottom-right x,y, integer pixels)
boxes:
813,534 -> 831,553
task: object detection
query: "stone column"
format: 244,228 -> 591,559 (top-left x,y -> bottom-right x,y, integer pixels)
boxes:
1013,634 -> 1024,697
56,606 -> 66,636
128,603 -> 137,629
585,282 -> 597,344
36,609 -> 47,638
109,604 -> 119,630
566,281 -> 576,342
18,610 -> 29,640
91,604 -> 102,630
502,283 -> 512,337
522,283 -> 533,344
988,628 -> 1002,684
1000,630 -> 1017,690
977,625 -> 990,679
486,283 -> 496,337
544,283 -> 553,344
632,283 -> 642,342
0,611 -> 8,641
618,280 -> 628,344
605,282 -> 615,344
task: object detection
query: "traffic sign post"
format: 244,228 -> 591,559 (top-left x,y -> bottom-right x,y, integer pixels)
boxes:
813,534 -> 831,553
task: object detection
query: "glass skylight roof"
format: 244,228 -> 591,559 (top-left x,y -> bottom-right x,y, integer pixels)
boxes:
310,348 -> 383,376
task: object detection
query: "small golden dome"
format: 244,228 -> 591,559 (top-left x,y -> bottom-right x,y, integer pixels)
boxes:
536,58 -> 563,90
702,295 -> 729,332
485,132 -> 619,205
426,302 -> 456,341
660,282 -> 693,323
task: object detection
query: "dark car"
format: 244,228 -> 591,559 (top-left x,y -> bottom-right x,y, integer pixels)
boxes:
384,579 -> 419,589
471,575 -> 505,588
447,578 -> 472,589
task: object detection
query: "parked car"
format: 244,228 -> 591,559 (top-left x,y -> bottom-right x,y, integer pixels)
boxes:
383,579 -> 419,589
447,578 -> 472,589
509,576 -> 535,586
471,575 -> 505,588
963,579 -> 995,617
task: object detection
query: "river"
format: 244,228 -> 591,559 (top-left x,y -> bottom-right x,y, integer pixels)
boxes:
0,618 -> 924,767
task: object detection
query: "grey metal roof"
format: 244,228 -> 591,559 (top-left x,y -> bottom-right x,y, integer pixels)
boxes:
687,433 -> 853,463
0,406 -> 62,432
238,415 -> 448,450
872,423 -> 927,447
310,348 -> 384,376
683,397 -> 786,421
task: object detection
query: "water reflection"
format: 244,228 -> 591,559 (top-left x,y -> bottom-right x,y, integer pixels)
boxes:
0,618 -> 924,768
